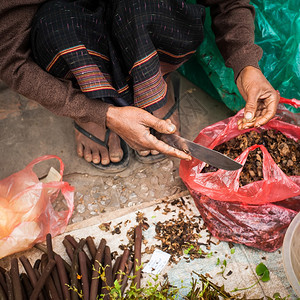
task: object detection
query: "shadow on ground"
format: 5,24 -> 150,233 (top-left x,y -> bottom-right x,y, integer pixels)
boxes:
0,73 -> 233,223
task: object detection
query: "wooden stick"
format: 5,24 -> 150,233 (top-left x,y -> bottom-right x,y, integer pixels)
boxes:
70,239 -> 86,300
10,258 -> 23,300
112,256 -> 122,282
46,234 -> 63,300
86,237 -> 96,260
33,270 -> 49,300
30,259 -> 56,300
0,272 -> 8,297
34,244 -> 71,273
20,274 -> 33,299
33,260 -> 41,271
63,239 -> 74,262
0,282 -> 7,300
115,249 -> 130,283
20,256 -> 38,287
19,256 -> 44,300
89,239 -> 106,300
102,246 -> 113,300
78,252 -> 89,300
65,236 -> 93,271
121,259 -> 133,295
64,235 -> 78,249
4,272 -> 13,300
20,285 -> 28,300
133,224 -> 142,289
54,255 -> 71,300
40,255 -> 59,300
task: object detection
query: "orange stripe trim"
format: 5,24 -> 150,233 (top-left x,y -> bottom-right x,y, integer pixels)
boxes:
82,86 -> 115,92
129,51 -> 157,73
117,85 -> 129,93
46,45 -> 86,71
47,47 -> 110,71
135,74 -> 161,94
157,49 -> 196,58
87,50 -> 109,61
137,88 -> 167,108
72,65 -> 99,73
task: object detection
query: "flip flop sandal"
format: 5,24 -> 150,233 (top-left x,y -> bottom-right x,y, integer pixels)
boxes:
134,72 -> 181,164
74,122 -> 130,173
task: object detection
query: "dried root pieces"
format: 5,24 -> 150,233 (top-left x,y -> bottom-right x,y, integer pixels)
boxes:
202,129 -> 299,186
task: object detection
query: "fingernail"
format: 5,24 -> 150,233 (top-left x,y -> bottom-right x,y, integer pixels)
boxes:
167,124 -> 176,133
245,112 -> 253,120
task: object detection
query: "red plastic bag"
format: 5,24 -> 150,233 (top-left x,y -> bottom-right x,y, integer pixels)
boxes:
0,155 -> 74,258
191,195 -> 299,251
180,97 -> 300,251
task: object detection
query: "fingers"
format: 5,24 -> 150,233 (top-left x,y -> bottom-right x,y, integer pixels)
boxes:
106,106 -> 191,160
141,116 -> 192,160
236,66 -> 280,130
142,132 -> 192,160
145,115 -> 177,134
243,88 -> 260,124
253,95 -> 279,127
238,93 -> 279,130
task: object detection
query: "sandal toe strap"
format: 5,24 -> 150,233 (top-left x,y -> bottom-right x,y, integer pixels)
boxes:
74,122 -> 110,148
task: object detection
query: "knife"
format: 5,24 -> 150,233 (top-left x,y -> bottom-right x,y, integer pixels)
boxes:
160,133 -> 243,171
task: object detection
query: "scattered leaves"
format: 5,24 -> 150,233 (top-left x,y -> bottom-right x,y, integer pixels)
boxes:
256,262 -> 270,282
99,222 -> 111,232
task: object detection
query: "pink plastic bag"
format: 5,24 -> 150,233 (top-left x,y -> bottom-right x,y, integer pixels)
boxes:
0,155 -> 74,258
180,97 -> 300,251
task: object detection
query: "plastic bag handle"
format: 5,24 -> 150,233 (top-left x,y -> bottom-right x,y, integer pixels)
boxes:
26,155 -> 64,178
279,96 -> 300,108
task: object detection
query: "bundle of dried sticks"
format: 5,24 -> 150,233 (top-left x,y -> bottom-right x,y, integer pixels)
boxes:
0,224 -> 142,300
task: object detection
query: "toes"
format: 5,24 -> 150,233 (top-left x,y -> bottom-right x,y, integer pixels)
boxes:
110,152 -> 123,163
151,150 -> 160,155
90,145 -> 110,165
83,147 -> 92,163
91,147 -> 101,164
100,148 -> 110,165
76,142 -> 84,158
75,124 -> 125,166
138,150 -> 150,156
108,132 -> 124,163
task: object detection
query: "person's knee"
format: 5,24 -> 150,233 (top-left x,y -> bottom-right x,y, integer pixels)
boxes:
31,2 -> 67,47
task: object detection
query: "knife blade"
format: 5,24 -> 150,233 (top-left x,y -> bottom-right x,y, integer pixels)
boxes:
160,133 -> 243,171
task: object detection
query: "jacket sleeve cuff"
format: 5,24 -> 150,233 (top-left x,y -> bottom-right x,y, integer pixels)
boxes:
226,44 -> 263,81
73,96 -> 112,127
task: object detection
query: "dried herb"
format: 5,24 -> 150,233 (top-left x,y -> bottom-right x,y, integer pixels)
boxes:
202,130 -> 299,186
155,212 -> 207,263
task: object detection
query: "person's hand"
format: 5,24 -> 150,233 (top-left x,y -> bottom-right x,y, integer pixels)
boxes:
236,66 -> 280,130
105,105 -> 192,161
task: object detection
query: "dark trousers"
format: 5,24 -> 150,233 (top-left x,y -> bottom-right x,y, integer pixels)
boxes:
31,0 -> 205,112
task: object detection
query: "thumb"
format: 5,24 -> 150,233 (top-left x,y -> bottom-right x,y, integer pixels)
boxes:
148,116 -> 176,134
244,92 -> 259,121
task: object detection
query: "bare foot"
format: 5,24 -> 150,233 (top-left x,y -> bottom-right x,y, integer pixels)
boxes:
75,121 -> 123,165
137,75 -> 180,157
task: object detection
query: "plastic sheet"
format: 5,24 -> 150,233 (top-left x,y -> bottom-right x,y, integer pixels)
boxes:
0,155 -> 74,258
180,98 -> 300,251
179,0 -> 300,113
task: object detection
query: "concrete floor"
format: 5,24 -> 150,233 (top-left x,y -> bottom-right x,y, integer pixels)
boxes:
0,73 -> 233,223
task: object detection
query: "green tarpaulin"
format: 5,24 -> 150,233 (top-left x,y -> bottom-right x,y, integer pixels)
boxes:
180,0 -> 300,113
